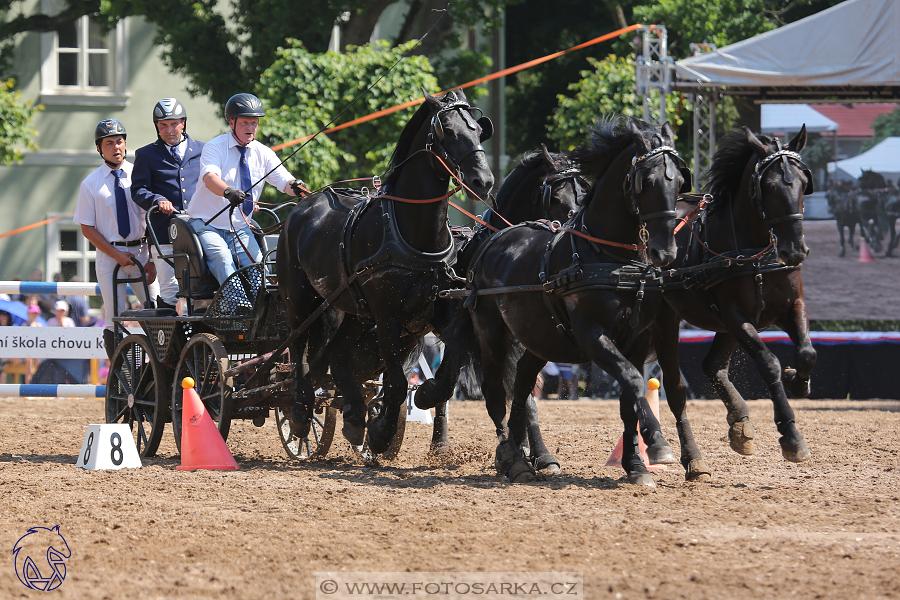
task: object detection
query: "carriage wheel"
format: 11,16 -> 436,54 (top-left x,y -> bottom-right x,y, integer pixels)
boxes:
274,404 -> 337,459
105,334 -> 169,458
171,333 -> 232,452
366,394 -> 407,460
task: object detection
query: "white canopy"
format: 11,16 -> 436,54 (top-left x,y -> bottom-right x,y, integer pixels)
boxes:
760,105 -> 837,134
674,0 -> 900,88
828,137 -> 900,181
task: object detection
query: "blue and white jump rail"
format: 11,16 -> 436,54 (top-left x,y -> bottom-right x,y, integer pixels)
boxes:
0,384 -> 106,398
0,281 -> 134,296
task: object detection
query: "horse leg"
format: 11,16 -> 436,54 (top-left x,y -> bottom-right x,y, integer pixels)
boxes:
365,316 -> 408,456
289,334 -> 316,438
509,350 -> 560,475
837,220 -> 847,257
701,333 -> 757,456
728,321 -> 810,462
472,308 -> 534,483
429,401 -> 450,454
325,317 -> 369,447
583,334 -> 655,487
653,304 -> 711,481
886,218 -> 899,257
780,297 -> 817,399
623,341 -> 677,467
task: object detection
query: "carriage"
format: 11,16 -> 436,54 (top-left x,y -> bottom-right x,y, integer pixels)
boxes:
104,205 -> 406,460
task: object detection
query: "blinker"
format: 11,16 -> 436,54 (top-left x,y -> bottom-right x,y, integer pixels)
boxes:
478,116 -> 493,142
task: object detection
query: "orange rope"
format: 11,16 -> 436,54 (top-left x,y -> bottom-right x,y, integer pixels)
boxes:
0,213 -> 73,239
271,24 -> 642,152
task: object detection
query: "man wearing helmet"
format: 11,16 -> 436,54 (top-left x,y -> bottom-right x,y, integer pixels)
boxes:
131,98 -> 205,311
187,93 -> 305,308
73,119 -> 159,358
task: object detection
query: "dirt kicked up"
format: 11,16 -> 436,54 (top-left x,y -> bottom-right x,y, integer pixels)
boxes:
0,396 -> 898,599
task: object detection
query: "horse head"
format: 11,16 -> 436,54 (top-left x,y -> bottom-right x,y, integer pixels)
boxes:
422,88 -> 495,201
623,119 -> 685,267
744,124 -> 811,266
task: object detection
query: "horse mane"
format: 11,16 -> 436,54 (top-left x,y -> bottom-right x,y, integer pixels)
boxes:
498,149 -> 571,193
569,115 -> 652,180
704,129 -> 777,200
381,94 -> 446,191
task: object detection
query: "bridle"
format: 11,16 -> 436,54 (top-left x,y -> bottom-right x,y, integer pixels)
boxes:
425,98 -> 493,182
622,145 -> 690,239
537,167 -> 589,221
749,148 -> 812,227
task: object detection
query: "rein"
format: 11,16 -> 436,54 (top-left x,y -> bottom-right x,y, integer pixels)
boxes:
560,226 -> 646,251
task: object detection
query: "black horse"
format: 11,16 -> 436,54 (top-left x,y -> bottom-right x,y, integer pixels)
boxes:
826,181 -> 858,257
857,170 -> 888,254
420,144 -> 590,470
277,89 -> 494,455
885,187 -> 900,257
652,126 -> 815,479
439,117 -> 687,486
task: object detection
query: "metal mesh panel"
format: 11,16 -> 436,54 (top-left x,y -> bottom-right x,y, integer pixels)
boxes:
203,263 -> 265,331
141,320 -> 179,364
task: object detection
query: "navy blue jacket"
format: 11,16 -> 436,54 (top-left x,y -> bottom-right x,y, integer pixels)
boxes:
131,134 -> 204,244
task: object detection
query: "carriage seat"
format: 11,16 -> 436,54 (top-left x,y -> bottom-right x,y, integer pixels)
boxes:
169,213 -> 270,300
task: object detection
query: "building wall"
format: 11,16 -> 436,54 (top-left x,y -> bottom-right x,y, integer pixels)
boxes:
0,15 -> 224,281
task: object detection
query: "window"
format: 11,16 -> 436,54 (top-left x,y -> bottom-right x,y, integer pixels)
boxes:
56,17 -> 111,89
39,3 -> 129,107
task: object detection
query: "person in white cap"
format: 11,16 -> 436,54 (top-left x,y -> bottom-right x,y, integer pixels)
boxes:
48,300 -> 75,327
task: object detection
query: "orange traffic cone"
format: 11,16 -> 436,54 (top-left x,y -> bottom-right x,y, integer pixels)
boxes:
605,378 -> 667,471
859,238 -> 875,263
176,377 -> 239,471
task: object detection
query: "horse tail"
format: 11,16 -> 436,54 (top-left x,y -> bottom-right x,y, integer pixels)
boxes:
402,337 -> 427,373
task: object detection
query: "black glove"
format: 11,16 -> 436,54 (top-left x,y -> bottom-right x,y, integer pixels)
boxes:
290,179 -> 307,196
223,187 -> 247,207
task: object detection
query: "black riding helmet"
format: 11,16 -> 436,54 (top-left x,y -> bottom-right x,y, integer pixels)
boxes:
152,97 -> 187,143
224,93 -> 265,119
94,119 -> 127,167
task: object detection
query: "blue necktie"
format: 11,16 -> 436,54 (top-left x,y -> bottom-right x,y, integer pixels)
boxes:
112,169 -> 130,238
170,144 -> 181,164
237,145 -> 253,215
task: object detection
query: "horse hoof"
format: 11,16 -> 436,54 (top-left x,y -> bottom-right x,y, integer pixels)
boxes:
729,421 -> 757,456
782,368 -> 812,398
780,437 -> 811,462
413,380 -> 438,409
647,445 -> 678,465
429,443 -> 450,456
507,459 -> 535,483
533,453 -> 561,475
626,472 -> 656,487
342,421 -> 366,447
684,459 -> 712,482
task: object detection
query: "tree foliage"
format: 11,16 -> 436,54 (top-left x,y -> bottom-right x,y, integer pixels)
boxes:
546,54 -> 689,153
0,78 -> 40,165
863,107 -> 900,152
256,39 -> 439,199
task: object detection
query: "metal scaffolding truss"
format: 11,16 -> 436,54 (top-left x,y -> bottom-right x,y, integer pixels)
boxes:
634,25 -> 673,129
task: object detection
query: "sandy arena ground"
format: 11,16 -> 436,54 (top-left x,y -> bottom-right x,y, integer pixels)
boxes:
1,396 -> 898,599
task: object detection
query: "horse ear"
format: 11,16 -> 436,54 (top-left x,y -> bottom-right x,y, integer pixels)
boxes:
744,126 -> 769,159
421,88 -> 441,109
788,124 -> 808,152
541,143 -> 559,171
629,120 -> 651,154
661,121 -> 676,145
454,88 -> 468,103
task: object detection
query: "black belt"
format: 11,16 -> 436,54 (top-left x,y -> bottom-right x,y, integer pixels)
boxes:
111,237 -> 147,247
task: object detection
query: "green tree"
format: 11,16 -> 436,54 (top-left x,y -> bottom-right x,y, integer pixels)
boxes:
0,78 -> 40,164
863,107 -> 900,152
256,39 -> 439,197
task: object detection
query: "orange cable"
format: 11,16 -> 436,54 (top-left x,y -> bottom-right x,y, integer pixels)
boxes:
0,213 -> 72,239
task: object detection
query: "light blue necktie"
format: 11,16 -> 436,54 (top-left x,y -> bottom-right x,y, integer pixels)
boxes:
112,169 -> 130,238
237,145 -> 253,215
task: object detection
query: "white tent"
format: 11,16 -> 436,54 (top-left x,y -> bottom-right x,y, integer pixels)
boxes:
674,0 -> 900,90
760,105 -> 837,135
828,137 -> 900,181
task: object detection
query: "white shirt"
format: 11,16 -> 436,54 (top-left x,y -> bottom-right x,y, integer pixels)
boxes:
187,132 -> 294,229
73,160 -> 147,243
